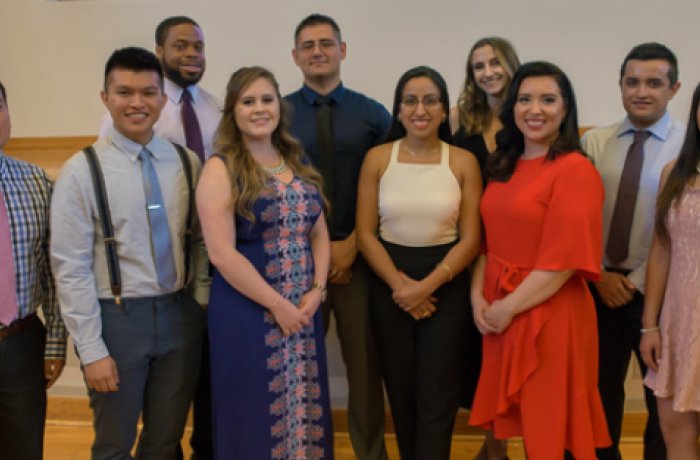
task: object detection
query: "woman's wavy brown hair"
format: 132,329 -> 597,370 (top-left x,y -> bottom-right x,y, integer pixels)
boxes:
214,66 -> 326,222
456,37 -> 520,136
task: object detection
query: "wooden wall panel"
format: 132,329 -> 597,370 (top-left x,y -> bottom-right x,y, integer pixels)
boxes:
4,136 -> 96,180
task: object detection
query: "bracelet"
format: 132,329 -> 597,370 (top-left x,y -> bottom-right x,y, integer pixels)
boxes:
269,293 -> 282,310
310,282 -> 327,302
438,262 -> 453,282
640,326 -> 659,334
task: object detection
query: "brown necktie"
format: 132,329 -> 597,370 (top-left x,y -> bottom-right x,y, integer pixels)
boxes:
606,130 -> 651,266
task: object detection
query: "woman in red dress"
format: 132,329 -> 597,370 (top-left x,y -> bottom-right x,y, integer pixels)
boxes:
469,61 -> 612,459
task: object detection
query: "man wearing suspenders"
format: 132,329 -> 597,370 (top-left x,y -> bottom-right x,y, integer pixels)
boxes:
51,47 -> 209,459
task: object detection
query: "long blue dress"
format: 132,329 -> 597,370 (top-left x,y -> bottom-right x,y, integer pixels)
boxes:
208,176 -> 333,459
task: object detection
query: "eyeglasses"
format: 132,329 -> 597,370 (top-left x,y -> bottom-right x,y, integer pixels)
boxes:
400,95 -> 442,109
297,39 -> 339,52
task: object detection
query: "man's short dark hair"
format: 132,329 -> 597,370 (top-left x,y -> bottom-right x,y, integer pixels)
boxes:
0,81 -> 6,104
620,42 -> 679,86
294,14 -> 341,44
155,16 -> 200,47
103,47 -> 164,91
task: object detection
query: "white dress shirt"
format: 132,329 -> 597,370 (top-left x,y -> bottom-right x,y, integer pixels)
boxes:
582,111 -> 685,291
99,78 -> 222,160
51,127 -> 209,364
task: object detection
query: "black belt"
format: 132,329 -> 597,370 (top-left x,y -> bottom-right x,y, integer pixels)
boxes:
0,313 -> 38,341
99,289 -> 185,305
605,266 -> 633,276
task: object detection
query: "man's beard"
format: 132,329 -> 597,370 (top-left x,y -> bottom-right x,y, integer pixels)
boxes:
163,61 -> 203,88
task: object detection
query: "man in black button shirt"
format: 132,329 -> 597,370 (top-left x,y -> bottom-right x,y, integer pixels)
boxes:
285,13 -> 391,460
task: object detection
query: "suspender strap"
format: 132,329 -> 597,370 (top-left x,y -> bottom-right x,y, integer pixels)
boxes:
172,143 -> 194,285
82,146 -> 122,304
82,143 -> 196,302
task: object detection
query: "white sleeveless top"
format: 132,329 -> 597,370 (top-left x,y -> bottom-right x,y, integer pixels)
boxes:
378,141 -> 461,247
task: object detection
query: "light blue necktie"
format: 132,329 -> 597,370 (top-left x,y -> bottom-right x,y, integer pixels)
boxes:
139,148 -> 177,291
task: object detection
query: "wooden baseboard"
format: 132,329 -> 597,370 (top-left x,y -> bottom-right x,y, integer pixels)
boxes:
48,396 -> 646,437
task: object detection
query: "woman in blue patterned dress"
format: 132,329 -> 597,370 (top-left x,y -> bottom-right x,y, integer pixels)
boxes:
196,66 -> 333,459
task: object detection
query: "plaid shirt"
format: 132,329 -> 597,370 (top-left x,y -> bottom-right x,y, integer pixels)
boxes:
0,151 -> 66,359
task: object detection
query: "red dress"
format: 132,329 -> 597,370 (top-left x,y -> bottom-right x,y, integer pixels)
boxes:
469,153 -> 611,459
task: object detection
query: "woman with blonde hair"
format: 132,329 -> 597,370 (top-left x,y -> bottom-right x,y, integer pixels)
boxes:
451,37 -> 520,181
451,37 -> 519,459
196,66 -> 333,458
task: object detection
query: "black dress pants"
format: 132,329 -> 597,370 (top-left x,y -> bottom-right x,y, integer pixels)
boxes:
0,316 -> 47,460
592,286 -> 666,460
370,241 -> 471,460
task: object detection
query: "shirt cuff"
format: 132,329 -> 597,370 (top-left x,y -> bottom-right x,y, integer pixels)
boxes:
76,338 -> 110,365
627,267 -> 646,294
44,336 -> 68,360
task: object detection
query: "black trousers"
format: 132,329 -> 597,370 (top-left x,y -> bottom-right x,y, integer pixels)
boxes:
592,286 -> 667,460
0,315 -> 47,460
182,328 -> 213,460
370,241 -> 472,460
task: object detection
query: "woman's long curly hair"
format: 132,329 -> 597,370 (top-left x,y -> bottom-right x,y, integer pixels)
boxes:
214,66 -> 325,222
456,37 -> 520,136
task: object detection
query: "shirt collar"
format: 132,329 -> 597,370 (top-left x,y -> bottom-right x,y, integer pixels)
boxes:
300,82 -> 346,106
106,126 -> 163,161
618,111 -> 672,141
164,78 -> 200,105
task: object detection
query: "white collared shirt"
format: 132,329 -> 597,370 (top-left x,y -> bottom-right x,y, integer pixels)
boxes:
582,111 -> 686,291
99,78 -> 222,160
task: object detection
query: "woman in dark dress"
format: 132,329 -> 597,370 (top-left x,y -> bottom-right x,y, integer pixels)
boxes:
450,37 -> 520,182
196,66 -> 333,459
450,37 -> 520,459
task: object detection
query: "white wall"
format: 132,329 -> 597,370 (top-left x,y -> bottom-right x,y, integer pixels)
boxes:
8,0 -> 699,403
3,0 -> 700,139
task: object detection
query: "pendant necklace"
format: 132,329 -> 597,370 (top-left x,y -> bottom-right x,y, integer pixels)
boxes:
402,141 -> 440,157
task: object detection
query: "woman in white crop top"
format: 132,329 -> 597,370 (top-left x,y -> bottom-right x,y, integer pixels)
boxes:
357,66 -> 482,460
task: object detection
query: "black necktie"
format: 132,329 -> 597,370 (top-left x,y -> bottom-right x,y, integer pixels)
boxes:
181,89 -> 205,164
606,130 -> 651,266
316,96 -> 334,236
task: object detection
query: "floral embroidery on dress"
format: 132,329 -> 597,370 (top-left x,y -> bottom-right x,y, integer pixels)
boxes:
260,177 -> 326,459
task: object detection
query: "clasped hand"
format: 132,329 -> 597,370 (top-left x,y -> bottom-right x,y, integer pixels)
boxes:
392,272 -> 437,320
595,271 -> 636,308
473,296 -> 515,334
271,289 -> 323,336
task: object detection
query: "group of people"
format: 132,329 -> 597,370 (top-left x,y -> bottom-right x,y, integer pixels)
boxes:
1,11 -> 699,460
